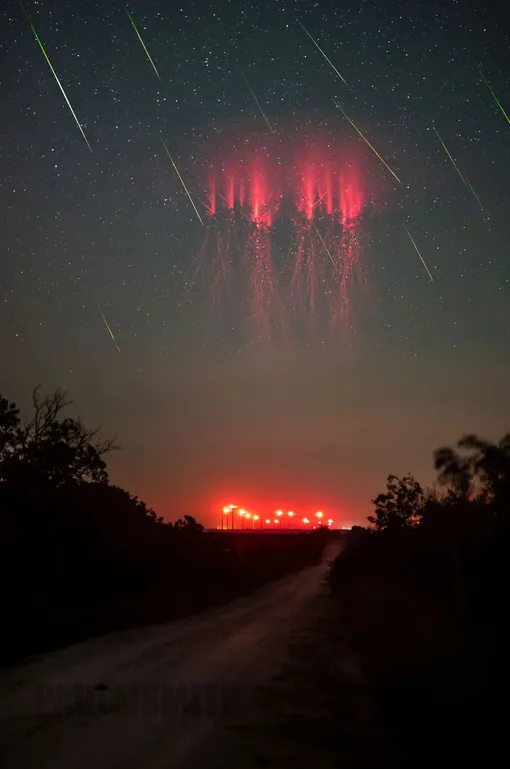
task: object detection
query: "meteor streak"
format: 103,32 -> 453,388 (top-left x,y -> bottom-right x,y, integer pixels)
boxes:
313,224 -> 337,272
403,223 -> 434,283
333,99 -> 401,183
432,126 -> 483,210
241,72 -> 275,135
163,142 -> 204,226
297,19 -> 348,87
125,7 -> 161,81
461,172 -> 484,211
101,313 -> 120,353
20,2 -> 92,153
478,66 -> 510,125
432,125 -> 465,185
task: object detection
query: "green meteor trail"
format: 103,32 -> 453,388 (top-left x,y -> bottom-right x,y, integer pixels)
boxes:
126,7 -> 161,81
333,99 -> 401,184
432,126 -> 466,185
241,72 -> 275,135
163,142 -> 204,226
403,223 -> 434,283
432,126 -> 483,210
20,2 -> 92,153
460,171 -> 484,211
297,19 -> 348,87
101,313 -> 120,353
478,66 -> 510,125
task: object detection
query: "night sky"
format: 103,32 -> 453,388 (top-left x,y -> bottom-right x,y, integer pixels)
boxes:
1,0 -> 510,527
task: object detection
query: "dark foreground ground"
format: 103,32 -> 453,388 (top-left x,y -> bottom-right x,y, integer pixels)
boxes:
3,523 -> 508,768
0,542 -> 342,769
2,530 -> 332,664
240,526 -> 510,768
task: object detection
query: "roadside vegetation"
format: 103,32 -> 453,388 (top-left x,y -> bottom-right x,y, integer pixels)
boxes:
241,432 -> 510,767
0,387 -> 328,664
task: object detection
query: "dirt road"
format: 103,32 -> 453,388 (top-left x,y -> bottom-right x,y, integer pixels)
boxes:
0,541 -> 342,769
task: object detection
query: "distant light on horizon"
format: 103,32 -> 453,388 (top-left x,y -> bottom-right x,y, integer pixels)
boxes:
219,503 -> 343,530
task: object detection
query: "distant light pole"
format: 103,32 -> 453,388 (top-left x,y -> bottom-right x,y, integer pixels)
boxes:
288,511 -> 294,529
253,515 -> 260,530
223,506 -> 231,530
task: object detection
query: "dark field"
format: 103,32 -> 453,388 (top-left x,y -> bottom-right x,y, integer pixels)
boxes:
1,526 -> 331,665
243,519 -> 510,767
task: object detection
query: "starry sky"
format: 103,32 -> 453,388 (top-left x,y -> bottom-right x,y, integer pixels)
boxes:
1,0 -> 510,527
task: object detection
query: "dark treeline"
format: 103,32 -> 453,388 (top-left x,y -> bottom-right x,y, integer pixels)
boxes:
0,387 -> 328,664
251,432 -> 510,767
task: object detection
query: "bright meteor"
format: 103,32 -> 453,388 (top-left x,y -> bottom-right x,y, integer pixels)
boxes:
126,7 -> 161,81
20,2 -> 92,153
333,99 -> 401,183
297,19 -> 348,87
101,313 -> 120,353
163,142 -> 204,226
241,72 -> 275,135
403,223 -> 434,283
478,65 -> 510,125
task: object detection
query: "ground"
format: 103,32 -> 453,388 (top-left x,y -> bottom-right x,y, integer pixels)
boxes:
0,541 -> 342,769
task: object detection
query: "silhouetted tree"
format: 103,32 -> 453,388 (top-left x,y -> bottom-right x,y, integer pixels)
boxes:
0,386 -> 117,492
173,514 -> 204,532
434,433 -> 510,510
368,474 -> 424,531
434,442 -> 473,499
0,396 -> 21,463
458,433 -> 510,509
